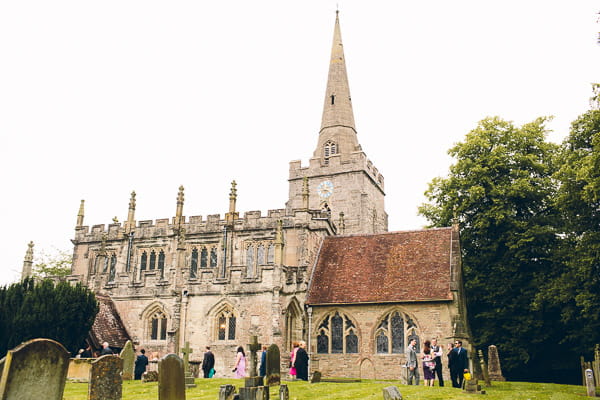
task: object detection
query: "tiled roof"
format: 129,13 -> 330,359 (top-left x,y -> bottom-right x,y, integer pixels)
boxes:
306,228 -> 456,305
89,294 -> 131,349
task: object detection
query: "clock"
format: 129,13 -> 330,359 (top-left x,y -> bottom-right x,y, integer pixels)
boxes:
317,181 -> 334,198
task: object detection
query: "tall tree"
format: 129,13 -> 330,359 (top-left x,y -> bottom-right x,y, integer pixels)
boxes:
419,116 -> 560,381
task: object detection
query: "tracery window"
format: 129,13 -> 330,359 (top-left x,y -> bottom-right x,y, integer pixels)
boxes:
216,307 -> 237,341
200,248 -> 208,268
316,311 -> 358,354
190,248 -> 198,278
324,141 -> 337,165
210,248 -> 218,268
149,250 -> 156,270
140,251 -> 147,271
150,311 -> 167,341
375,311 -> 419,354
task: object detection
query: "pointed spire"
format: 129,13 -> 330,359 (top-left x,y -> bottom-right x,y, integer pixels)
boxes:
226,180 -> 239,226
76,200 -> 85,228
126,191 -> 136,233
22,241 -> 34,279
175,185 -> 185,225
314,11 -> 360,159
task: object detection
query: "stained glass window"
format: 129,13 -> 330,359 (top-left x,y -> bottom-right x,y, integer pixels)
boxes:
346,330 -> 358,353
375,311 -> 416,354
228,316 -> 236,340
317,331 -> 329,354
216,307 -> 237,341
376,330 -> 389,354
218,316 -> 226,340
331,313 -> 343,353
190,249 -> 198,278
391,312 -> 404,353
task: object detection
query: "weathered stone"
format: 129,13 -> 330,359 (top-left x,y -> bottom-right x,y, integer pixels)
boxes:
219,384 -> 237,400
142,370 -> 159,382
463,379 -> 486,395
181,342 -> 196,388
245,376 -> 264,387
120,340 -> 135,380
88,354 -> 123,400
310,370 -> 321,383
247,336 -> 262,379
279,384 -> 289,400
158,353 -> 186,400
585,369 -> 596,397
67,358 -> 94,382
0,338 -> 70,400
478,349 -> 491,387
265,344 -> 280,386
487,345 -> 505,381
382,385 -> 402,400
239,386 -> 269,400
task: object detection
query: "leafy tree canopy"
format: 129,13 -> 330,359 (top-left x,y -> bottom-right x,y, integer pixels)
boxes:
33,248 -> 72,279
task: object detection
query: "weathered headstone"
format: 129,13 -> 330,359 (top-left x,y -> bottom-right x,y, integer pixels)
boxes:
88,354 -> 123,400
463,379 -> 486,395
0,338 -> 70,400
244,336 -> 263,387
279,384 -> 289,400
219,384 -> 237,400
310,370 -> 321,383
158,354 -> 186,400
382,386 -> 402,400
265,344 -> 280,386
239,386 -> 268,400
487,345 -> 505,381
585,369 -> 596,397
477,349 -> 491,387
142,370 -> 159,383
181,342 -> 196,388
120,340 -> 135,380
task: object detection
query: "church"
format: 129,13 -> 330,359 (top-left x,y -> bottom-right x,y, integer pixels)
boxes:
62,12 -> 471,380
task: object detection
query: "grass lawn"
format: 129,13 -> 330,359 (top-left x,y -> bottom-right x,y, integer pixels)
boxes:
63,378 -> 590,399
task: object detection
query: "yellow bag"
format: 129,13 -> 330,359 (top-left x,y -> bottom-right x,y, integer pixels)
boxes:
463,372 -> 471,381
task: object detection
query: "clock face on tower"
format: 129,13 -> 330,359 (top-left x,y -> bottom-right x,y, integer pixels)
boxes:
317,180 -> 334,198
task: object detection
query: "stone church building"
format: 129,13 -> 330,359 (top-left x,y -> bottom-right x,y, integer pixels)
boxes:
58,12 -> 470,379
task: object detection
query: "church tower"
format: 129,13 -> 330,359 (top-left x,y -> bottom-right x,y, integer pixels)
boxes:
287,11 -> 388,234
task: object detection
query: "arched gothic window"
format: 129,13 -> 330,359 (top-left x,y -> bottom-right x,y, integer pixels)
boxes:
158,250 -> 165,277
190,248 -> 198,278
375,311 -> 419,354
149,250 -> 156,270
267,244 -> 274,264
323,141 -> 337,165
210,248 -> 218,268
108,255 -> 116,282
150,311 -> 167,341
200,248 -> 208,268
216,307 -> 237,341
246,245 -> 254,277
257,245 -> 265,265
140,251 -> 147,271
316,311 -> 358,354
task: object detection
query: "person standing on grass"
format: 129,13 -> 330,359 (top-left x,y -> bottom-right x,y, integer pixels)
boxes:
450,340 -> 469,388
233,346 -> 247,378
202,346 -> 215,378
295,341 -> 309,381
405,338 -> 420,385
431,338 -> 444,386
134,349 -> 149,380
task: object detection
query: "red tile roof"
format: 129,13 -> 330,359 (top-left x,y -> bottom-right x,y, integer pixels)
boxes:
306,228 -> 456,305
89,294 -> 131,349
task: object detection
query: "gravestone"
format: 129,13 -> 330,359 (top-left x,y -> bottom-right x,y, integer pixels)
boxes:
219,384 -> 237,400
310,370 -> 321,383
265,344 -> 280,386
382,386 -> 402,400
463,379 -> 486,395
585,369 -> 596,397
88,354 -> 124,400
279,384 -> 289,400
239,386 -> 268,400
0,338 -> 70,400
477,349 -> 491,387
487,345 -> 505,381
142,371 -> 159,382
181,342 -> 196,388
120,340 -> 135,380
158,354 -> 186,400
245,336 -> 263,387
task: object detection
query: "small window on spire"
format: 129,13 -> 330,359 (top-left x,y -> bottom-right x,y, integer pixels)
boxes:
331,94 -> 335,105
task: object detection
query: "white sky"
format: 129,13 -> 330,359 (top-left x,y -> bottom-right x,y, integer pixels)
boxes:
0,1 -> 598,286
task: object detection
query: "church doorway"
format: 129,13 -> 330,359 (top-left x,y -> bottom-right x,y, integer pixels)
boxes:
284,299 -> 304,351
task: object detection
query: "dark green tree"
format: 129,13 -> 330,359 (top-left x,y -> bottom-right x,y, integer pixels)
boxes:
419,116 -> 562,381
0,278 -> 98,357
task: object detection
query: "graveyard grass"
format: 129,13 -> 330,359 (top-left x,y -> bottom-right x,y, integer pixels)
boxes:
62,378 -> 590,400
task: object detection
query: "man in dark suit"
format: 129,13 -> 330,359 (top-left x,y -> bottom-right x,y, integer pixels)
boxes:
134,349 -> 149,380
202,346 -> 215,378
450,340 -> 469,388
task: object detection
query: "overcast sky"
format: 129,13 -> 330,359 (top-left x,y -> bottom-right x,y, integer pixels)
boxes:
1,1 -> 598,285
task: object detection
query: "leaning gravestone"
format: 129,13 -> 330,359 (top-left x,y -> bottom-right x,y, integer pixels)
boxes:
120,340 -> 135,380
219,384 -> 236,400
477,349 -> 491,387
382,386 -> 402,400
0,338 -> 70,400
89,354 -> 123,400
265,344 -> 280,386
487,345 -> 506,381
158,354 -> 186,400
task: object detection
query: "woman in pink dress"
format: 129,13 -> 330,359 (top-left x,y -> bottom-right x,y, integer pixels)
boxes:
289,341 -> 299,380
233,346 -> 247,378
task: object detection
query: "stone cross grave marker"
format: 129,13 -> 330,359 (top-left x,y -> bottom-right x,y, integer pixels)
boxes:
248,336 -> 261,378
477,349 -> 491,387
265,343 -> 281,386
0,338 -> 70,400
487,345 -> 506,381
88,354 -> 123,400
120,340 -> 135,380
159,353 -> 186,400
181,342 -> 196,388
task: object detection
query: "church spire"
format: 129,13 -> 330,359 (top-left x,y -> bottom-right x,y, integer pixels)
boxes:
314,11 -> 360,159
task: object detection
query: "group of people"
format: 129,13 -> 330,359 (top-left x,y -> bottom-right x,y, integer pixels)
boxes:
288,340 -> 309,381
405,338 -> 469,388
